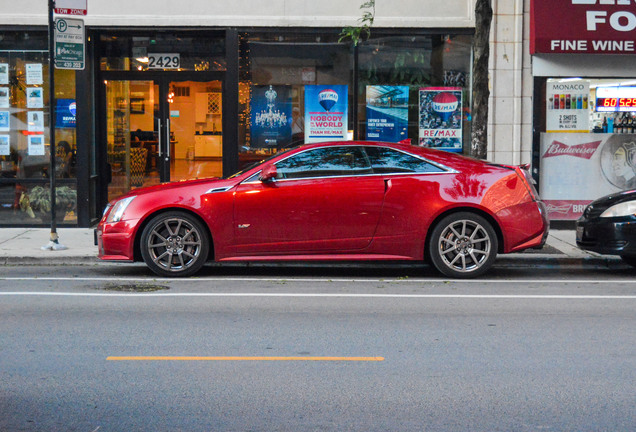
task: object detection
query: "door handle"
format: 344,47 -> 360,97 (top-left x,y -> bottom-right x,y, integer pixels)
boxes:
166,119 -> 171,161
157,118 -> 162,158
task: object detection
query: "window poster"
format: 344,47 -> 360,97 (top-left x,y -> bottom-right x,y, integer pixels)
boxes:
419,87 -> 463,152
0,135 -> 9,156
0,111 -> 9,131
0,87 -> 8,108
250,85 -> 292,149
539,132 -> 635,220
304,85 -> 348,143
26,63 -> 43,85
27,87 -> 43,108
546,80 -> 590,132
28,135 -> 45,156
366,85 -> 409,142
27,111 -> 44,132
56,99 -> 76,128
0,64 -> 8,85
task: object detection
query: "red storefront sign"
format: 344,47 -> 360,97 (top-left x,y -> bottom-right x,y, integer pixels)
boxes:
531,0 -> 636,54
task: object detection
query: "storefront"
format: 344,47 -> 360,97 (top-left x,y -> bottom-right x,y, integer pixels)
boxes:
0,4 -> 475,227
531,0 -> 636,221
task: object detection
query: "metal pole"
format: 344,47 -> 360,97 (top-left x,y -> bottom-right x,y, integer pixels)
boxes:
42,0 -> 66,250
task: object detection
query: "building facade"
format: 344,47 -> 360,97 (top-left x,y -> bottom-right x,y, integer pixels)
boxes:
0,0 -> 526,227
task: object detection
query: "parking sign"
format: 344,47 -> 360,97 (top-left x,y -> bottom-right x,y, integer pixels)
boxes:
54,17 -> 85,70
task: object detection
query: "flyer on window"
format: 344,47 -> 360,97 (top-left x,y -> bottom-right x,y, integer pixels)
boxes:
250,85 -> 292,149
366,85 -> 409,143
545,80 -> 590,132
419,87 -> 463,152
27,111 -> 44,132
27,87 -> 43,108
0,111 -> 9,132
28,135 -> 45,156
0,64 -> 8,85
0,87 -> 9,108
26,63 -> 43,85
304,85 -> 348,143
0,135 -> 9,156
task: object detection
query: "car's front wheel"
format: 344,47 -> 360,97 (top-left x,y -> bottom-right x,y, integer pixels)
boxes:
620,254 -> 636,268
140,211 -> 210,277
428,212 -> 498,278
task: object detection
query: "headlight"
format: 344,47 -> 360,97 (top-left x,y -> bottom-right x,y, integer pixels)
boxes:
600,200 -> 636,218
105,196 -> 136,223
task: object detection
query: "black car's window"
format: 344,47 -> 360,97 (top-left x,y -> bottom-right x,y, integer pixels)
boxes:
275,147 -> 372,179
364,146 -> 445,174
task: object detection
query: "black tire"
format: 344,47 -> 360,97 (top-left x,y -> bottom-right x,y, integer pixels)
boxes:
140,211 -> 210,277
620,254 -> 636,268
428,212 -> 498,278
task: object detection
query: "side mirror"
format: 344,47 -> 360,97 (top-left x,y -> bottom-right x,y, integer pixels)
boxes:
260,164 -> 277,182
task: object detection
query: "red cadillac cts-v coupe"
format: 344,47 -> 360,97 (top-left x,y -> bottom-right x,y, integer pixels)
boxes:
96,141 -> 549,278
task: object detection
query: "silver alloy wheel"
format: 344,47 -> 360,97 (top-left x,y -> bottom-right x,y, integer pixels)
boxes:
145,216 -> 203,273
437,218 -> 492,273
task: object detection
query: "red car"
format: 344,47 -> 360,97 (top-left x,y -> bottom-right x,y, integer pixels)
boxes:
96,141 -> 548,278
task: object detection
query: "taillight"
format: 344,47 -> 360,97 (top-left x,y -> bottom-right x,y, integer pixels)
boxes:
516,165 -> 539,201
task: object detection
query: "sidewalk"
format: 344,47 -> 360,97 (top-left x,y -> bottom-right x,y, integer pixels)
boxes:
0,227 -> 622,268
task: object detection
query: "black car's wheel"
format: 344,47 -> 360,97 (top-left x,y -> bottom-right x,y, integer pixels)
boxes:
140,211 -> 210,277
428,212 -> 498,278
620,254 -> 636,268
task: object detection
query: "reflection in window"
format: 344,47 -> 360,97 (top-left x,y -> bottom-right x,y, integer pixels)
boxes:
365,146 -> 445,174
276,147 -> 370,179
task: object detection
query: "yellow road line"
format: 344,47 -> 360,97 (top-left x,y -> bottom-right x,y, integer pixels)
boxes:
107,356 -> 384,362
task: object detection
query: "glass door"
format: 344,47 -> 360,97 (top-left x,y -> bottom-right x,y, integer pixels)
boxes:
165,79 -> 223,182
104,80 -> 161,202
104,77 -> 223,202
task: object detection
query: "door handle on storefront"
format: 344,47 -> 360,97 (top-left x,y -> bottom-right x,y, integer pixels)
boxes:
157,118 -> 162,158
166,119 -> 171,162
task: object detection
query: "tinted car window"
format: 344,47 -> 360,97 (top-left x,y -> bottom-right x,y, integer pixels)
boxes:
365,147 -> 445,174
276,147 -> 372,179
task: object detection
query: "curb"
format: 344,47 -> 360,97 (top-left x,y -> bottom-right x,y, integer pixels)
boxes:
1,255 -> 624,269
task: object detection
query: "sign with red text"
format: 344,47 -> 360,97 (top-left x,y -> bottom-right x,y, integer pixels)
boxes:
531,0 -> 636,54
304,85 -> 348,143
539,132 -> 636,219
419,87 -> 463,152
54,0 -> 87,16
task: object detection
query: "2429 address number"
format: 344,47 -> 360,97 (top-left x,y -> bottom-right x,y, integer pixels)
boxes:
148,54 -> 180,69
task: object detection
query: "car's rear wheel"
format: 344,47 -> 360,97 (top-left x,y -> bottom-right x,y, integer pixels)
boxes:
428,212 -> 498,278
140,211 -> 209,277
620,254 -> 636,268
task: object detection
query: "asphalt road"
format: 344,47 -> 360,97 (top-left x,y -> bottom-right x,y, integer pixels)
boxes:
1,264 -> 635,431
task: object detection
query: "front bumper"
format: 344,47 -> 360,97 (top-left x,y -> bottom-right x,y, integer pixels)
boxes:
576,216 -> 636,256
95,220 -> 139,261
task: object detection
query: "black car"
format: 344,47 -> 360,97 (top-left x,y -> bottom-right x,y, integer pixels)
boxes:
576,189 -> 636,267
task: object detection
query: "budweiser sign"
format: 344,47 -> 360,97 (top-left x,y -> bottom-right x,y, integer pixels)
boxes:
542,140 -> 602,159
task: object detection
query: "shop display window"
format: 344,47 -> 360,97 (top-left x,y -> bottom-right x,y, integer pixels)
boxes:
237,31 -> 352,169
539,78 -> 636,221
0,31 -> 78,225
358,34 -> 472,152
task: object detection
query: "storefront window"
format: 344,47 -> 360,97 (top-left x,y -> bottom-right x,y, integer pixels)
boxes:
99,32 -> 226,72
238,31 -> 352,169
358,34 -> 472,152
539,78 -> 636,220
0,31 -> 77,225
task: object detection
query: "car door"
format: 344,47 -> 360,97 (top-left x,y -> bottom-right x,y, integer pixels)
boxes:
232,146 -> 386,256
